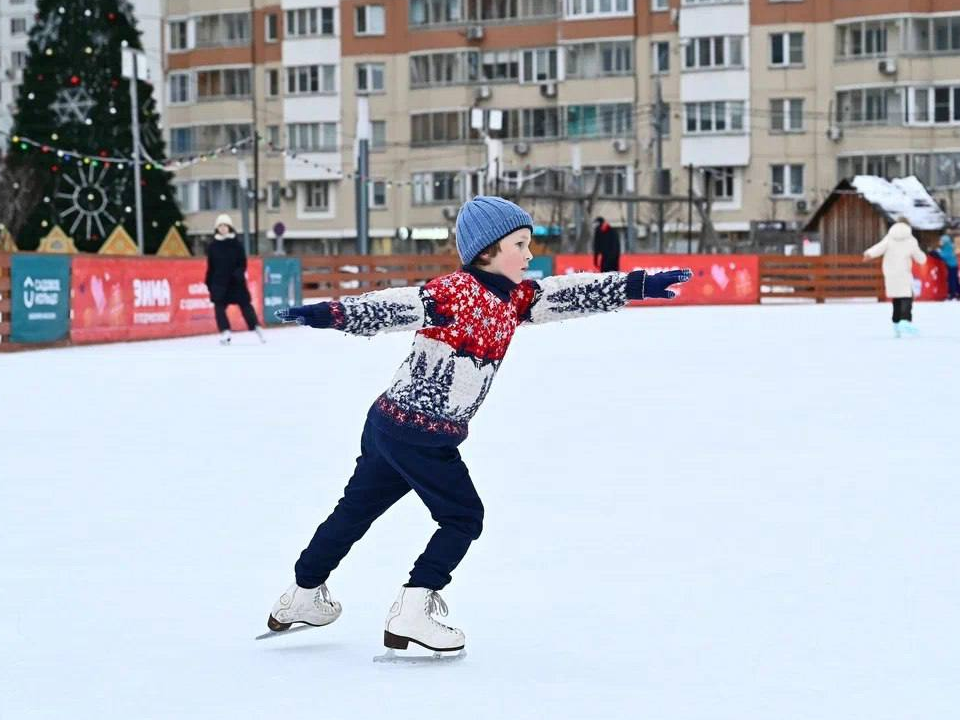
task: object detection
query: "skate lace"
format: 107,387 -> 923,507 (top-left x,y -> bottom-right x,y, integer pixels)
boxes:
425,591 -> 458,635
314,584 -> 333,607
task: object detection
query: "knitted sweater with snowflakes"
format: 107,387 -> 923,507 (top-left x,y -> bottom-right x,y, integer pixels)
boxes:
308,266 -> 648,446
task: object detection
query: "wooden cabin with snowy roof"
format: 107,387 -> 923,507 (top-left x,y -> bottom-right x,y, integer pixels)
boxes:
804,176 -> 946,254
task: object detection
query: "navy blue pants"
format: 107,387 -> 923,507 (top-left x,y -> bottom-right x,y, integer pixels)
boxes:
295,419 -> 484,591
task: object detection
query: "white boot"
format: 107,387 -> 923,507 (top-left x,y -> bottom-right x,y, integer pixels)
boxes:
219,330 -> 232,345
254,326 -> 266,343
384,586 -> 465,652
267,582 -> 342,631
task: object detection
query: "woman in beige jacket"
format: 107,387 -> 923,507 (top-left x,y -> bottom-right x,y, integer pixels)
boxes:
862,217 -> 928,336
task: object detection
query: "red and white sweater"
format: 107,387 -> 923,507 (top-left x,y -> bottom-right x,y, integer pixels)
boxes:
311,266 -> 647,446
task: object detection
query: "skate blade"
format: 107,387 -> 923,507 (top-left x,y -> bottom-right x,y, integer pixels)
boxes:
373,648 -> 466,665
255,624 -> 319,641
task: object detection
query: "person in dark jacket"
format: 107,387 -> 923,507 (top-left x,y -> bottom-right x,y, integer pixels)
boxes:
205,213 -> 265,345
593,216 -> 621,272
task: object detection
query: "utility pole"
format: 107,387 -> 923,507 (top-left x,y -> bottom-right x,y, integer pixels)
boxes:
124,47 -> 145,254
687,164 -> 694,254
355,96 -> 370,255
249,0 -> 260,255
654,75 -> 666,253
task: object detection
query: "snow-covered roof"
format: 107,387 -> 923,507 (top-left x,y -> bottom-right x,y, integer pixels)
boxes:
850,175 -> 946,230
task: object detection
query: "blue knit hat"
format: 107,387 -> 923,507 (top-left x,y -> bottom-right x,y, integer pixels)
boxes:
455,196 -> 534,265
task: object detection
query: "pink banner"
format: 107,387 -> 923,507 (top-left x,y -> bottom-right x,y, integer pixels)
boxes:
71,257 -> 263,344
913,257 -> 948,301
553,254 -> 760,306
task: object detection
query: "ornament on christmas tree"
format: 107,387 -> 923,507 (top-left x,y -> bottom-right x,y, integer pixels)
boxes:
55,162 -> 124,240
32,9 -> 63,52
50,87 -> 95,124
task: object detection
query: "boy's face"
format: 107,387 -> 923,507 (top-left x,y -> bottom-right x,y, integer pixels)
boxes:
486,228 -> 533,284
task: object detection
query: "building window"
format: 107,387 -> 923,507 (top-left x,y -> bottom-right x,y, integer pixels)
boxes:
652,0 -> 669,10
521,107 -> 562,138
684,101 -> 745,134
286,64 -> 337,95
11,51 -> 27,69
195,13 -> 251,48
265,13 -> 279,42
521,48 -> 559,82
170,124 -> 252,156
481,50 -> 520,81
566,0 -> 633,19
169,127 -> 194,156
287,122 -> 338,152
10,17 -> 28,35
836,88 -> 904,125
371,120 -> 387,149
196,69 -> 252,100
770,164 -> 804,197
838,155 -> 904,182
583,166 -> 627,195
199,179 -> 241,211
566,41 -> 633,78
412,171 -> 462,205
370,180 -> 388,209
303,181 -> 331,211
652,41 -> 669,74
409,51 -> 479,87
907,86 -> 960,125
770,98 -> 804,132
286,7 -> 335,37
268,181 -> 282,211
168,73 -> 192,104
266,125 -> 280,149
684,36 -> 743,70
705,167 -> 735,200
411,111 -> 468,145
355,5 -> 385,36
836,21 -> 889,59
356,63 -> 385,93
266,69 -> 280,97
770,32 -> 803,66
567,104 -> 633,137
169,20 -> 189,50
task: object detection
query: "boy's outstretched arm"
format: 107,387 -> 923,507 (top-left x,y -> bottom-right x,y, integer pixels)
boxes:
523,268 -> 692,324
276,282 -> 448,337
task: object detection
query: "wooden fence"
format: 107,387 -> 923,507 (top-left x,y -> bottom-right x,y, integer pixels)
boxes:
300,254 -> 461,300
0,253 -> 11,346
760,255 -> 883,302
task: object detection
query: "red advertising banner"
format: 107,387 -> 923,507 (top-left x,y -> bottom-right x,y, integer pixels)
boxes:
71,257 -> 263,344
553,254 -> 760,306
913,257 -> 948,301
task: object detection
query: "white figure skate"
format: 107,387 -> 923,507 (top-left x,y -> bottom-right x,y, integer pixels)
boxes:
218,330 -> 231,345
374,586 -> 466,664
256,582 -> 341,640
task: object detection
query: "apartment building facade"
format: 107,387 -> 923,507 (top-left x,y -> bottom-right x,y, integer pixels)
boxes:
164,0 -> 960,253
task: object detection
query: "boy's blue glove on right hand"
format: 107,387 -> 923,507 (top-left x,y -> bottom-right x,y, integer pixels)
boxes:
275,304 -> 331,328
644,269 -> 694,299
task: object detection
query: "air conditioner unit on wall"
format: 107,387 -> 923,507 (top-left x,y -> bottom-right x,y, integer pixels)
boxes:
513,141 -> 530,156
474,85 -> 492,101
878,58 -> 897,75
283,185 -> 296,200
827,125 -> 843,142
795,199 -> 809,213
612,138 -> 631,154
466,26 -> 484,41
539,82 -> 557,98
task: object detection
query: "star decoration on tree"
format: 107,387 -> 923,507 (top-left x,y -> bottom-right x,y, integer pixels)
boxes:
50,87 -> 95,124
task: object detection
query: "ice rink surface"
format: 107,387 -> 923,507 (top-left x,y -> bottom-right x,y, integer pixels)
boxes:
2,301 -> 958,720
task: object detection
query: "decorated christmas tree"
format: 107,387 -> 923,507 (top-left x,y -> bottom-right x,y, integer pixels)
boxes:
6,0 -> 184,253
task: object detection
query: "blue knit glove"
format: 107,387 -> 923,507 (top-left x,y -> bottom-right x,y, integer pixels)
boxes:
644,269 -> 693,299
275,303 -> 333,328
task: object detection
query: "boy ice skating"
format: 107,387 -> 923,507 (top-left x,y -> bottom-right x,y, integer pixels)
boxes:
268,196 -> 692,654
